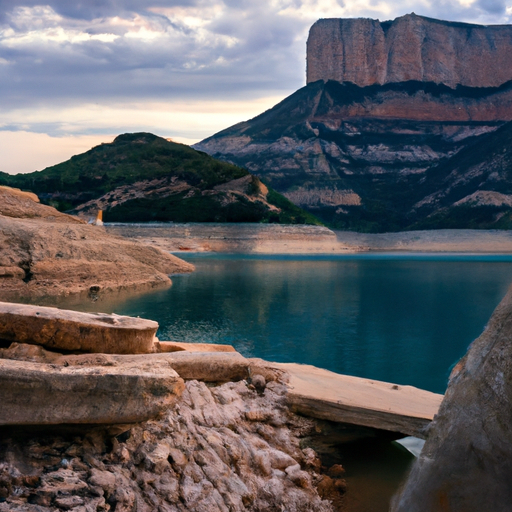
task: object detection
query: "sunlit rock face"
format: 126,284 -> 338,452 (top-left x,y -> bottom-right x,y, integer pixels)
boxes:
196,15 -> 512,231
391,285 -> 512,512
307,14 -> 512,88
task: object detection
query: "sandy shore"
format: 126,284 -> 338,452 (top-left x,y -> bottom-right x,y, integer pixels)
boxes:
106,223 -> 512,254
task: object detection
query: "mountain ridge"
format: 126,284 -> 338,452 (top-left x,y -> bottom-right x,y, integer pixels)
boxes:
195,14 -> 512,232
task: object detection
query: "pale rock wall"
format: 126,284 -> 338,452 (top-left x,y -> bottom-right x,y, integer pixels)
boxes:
307,14 -> 512,88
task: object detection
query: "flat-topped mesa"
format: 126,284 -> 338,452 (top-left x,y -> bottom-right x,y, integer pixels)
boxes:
307,14 -> 512,88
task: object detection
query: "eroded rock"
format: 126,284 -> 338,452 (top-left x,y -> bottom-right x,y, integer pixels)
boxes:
0,357 -> 184,425
0,379 -> 339,511
0,302 -> 158,354
392,285 -> 512,511
0,187 -> 194,301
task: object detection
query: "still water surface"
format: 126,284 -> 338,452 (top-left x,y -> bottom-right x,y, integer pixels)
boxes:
71,252 -> 512,512
103,253 -> 512,394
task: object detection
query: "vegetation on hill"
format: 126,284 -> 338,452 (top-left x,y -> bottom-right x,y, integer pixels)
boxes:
2,133 -> 321,225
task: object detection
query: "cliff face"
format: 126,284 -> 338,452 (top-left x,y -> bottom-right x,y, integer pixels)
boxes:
391,283 -> 512,511
196,14 -> 512,232
307,14 -> 512,88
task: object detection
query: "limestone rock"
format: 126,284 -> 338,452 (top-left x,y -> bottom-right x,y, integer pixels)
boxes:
154,340 -> 237,353
274,362 -> 443,438
0,357 -> 184,425
0,187 -> 194,300
392,284 -> 512,511
307,14 -> 512,88
0,186 -> 82,223
0,379 -> 337,511
0,302 -> 158,354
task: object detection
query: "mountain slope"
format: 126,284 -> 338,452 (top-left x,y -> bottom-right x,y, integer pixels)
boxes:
195,79 -> 512,231
1,133 -> 320,225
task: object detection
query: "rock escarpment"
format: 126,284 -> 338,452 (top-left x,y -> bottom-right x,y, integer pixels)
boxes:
196,15 -> 512,231
307,14 -> 512,88
391,283 -> 512,511
0,186 -> 194,301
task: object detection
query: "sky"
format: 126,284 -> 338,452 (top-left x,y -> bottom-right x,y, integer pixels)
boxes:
2,0 -> 512,174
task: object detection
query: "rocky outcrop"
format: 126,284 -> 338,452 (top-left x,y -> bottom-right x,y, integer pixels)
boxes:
307,14 -> 512,88
0,379 -> 341,512
0,186 -> 80,222
0,187 -> 194,301
0,302 -> 441,510
391,284 -> 512,511
0,302 -> 158,354
0,357 -> 184,425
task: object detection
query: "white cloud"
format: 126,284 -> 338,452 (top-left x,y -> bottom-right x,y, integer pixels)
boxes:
1,0 -> 512,173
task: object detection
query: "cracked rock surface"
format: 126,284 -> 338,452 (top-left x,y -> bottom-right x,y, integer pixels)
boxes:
0,379 -> 345,512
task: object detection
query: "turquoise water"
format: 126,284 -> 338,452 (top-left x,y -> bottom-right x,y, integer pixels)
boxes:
106,253 -> 512,394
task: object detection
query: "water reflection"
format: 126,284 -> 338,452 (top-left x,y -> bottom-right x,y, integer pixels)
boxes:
72,254 -> 512,394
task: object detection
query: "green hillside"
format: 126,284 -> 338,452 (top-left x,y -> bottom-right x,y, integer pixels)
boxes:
1,133 -> 320,225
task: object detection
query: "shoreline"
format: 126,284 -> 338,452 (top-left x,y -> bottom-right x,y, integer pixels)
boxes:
105,223 -> 512,254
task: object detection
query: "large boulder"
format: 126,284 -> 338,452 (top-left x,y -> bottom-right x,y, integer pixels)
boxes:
0,302 -> 158,354
392,284 -> 512,511
0,357 -> 184,425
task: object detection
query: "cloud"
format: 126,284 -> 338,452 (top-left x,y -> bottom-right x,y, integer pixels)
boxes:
1,0 -> 512,173
476,0 -> 506,14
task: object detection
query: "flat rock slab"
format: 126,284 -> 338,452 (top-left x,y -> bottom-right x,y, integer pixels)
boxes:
274,363 -> 443,438
155,341 -> 237,353
0,358 -> 184,425
0,302 -> 158,354
110,352 -> 253,383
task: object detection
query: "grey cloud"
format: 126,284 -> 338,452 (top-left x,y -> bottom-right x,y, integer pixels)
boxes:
0,0 -> 203,20
1,0 -> 511,135
476,0 -> 506,14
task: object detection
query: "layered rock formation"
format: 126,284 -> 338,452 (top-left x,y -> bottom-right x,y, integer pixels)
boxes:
0,302 -> 443,510
0,186 -> 193,301
391,283 -> 512,511
196,15 -> 512,231
307,14 -> 512,88
0,304 -> 341,511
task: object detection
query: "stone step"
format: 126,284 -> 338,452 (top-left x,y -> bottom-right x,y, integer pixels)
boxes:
274,363 -> 443,438
0,357 -> 183,425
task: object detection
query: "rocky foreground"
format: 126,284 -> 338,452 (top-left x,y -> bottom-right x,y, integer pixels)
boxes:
0,302 -> 444,512
0,186 -> 193,302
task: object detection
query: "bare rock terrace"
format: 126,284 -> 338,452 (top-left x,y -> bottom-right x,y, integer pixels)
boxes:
0,301 -> 443,511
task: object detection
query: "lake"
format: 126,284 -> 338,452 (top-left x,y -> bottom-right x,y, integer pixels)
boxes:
95,253 -> 512,394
